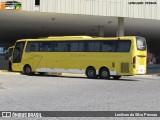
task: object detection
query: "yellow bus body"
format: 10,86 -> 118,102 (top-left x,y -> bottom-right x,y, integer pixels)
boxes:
12,36 -> 147,79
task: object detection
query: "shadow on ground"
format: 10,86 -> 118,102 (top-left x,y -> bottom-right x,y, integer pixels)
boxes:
20,73 -> 139,82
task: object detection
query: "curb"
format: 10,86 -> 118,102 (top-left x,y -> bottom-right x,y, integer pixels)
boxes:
0,70 -> 20,75
0,70 -> 8,72
133,74 -> 160,77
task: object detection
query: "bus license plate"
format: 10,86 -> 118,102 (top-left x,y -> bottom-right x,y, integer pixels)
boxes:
138,66 -> 145,74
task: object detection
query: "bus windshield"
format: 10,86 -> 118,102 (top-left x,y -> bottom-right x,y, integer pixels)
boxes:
136,37 -> 146,51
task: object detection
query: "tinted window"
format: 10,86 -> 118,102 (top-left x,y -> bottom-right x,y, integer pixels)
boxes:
116,40 -> 131,52
40,42 -> 53,52
58,42 -> 70,52
52,42 -> 58,51
87,41 -> 100,52
26,42 -> 39,52
101,41 -> 115,52
70,42 -> 79,52
13,42 -> 25,63
136,37 -> 146,50
79,42 -> 86,52
24,40 -> 131,53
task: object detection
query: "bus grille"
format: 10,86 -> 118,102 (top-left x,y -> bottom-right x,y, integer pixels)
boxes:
121,63 -> 129,73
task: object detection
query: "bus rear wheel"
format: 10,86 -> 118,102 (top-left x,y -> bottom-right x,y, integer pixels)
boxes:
23,65 -> 32,75
113,76 -> 121,80
99,67 -> 110,79
86,67 -> 97,79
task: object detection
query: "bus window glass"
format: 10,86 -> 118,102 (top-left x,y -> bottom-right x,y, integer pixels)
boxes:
58,42 -> 70,52
52,42 -> 58,52
13,42 -> 25,63
26,42 -> 39,52
70,42 -> 79,52
78,42 -> 85,52
39,42 -> 52,52
44,42 -> 52,52
88,41 -> 100,52
136,37 -> 146,50
101,41 -> 115,52
39,42 -> 45,51
116,40 -> 131,52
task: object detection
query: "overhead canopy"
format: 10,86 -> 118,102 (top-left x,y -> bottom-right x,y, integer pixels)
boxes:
0,10 -> 160,53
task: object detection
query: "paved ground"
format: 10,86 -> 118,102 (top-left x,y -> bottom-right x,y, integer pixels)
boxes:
0,72 -> 160,120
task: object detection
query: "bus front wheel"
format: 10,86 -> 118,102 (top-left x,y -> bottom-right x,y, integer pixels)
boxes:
86,67 -> 97,79
99,67 -> 110,79
23,65 -> 32,75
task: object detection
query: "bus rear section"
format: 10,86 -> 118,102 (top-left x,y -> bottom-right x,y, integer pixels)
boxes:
133,37 -> 147,75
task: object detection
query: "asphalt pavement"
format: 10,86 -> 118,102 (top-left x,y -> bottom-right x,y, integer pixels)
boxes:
0,72 -> 160,120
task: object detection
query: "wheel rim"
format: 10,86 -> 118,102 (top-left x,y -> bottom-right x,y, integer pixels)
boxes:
24,66 -> 31,74
88,70 -> 94,77
26,68 -> 31,74
99,68 -> 110,79
86,67 -> 96,78
101,70 -> 108,77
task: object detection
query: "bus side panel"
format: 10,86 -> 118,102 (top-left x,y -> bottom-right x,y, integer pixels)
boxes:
34,52 -> 83,73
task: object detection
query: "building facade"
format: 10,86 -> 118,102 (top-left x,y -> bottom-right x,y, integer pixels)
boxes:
0,0 -> 160,20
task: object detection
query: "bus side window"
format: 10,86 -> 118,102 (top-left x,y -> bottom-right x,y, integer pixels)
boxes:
79,42 -> 85,52
26,42 -> 39,52
116,41 -> 131,52
30,45 -> 35,52
58,42 -> 70,52
26,42 -> 31,52
101,41 -> 115,52
52,42 -> 58,51
70,42 -> 78,52
88,41 -> 100,52
39,42 -> 45,51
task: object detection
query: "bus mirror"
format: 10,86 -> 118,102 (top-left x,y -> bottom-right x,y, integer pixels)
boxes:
13,48 -> 19,58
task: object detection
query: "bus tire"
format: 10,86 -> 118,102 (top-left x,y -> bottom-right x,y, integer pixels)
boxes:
86,67 -> 97,79
23,65 -> 32,75
99,67 -> 110,79
113,76 -> 121,80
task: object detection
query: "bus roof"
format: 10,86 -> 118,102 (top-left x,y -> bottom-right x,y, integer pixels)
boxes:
48,36 -> 92,39
15,36 -> 139,42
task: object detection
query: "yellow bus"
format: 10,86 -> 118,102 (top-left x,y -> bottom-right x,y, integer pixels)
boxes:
12,36 -> 147,79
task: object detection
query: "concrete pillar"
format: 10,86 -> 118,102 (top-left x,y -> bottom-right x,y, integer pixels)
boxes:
98,25 -> 105,37
117,17 -> 124,37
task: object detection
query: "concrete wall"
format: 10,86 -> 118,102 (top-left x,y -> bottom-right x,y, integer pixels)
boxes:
18,0 -> 160,20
